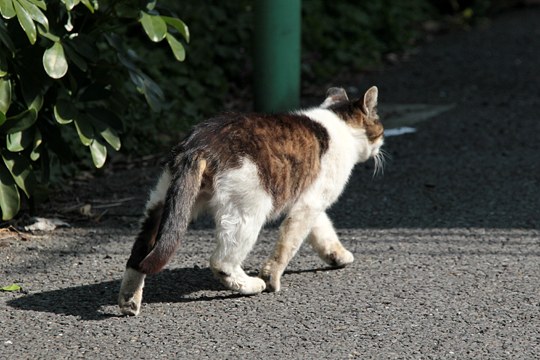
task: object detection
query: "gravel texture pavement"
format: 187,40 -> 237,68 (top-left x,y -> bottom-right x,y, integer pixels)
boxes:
1,7 -> 539,359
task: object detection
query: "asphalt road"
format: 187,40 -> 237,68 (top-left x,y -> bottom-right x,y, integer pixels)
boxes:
1,7 -> 539,359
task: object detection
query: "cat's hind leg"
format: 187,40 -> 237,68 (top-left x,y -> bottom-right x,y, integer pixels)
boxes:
307,212 -> 354,268
119,170 -> 170,316
118,203 -> 161,316
118,268 -> 146,316
210,209 -> 268,295
209,160 -> 272,295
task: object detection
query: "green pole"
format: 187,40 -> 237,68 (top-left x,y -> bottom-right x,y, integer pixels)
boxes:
254,0 -> 301,113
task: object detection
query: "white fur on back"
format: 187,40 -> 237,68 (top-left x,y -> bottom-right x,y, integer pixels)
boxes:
294,108 -> 370,209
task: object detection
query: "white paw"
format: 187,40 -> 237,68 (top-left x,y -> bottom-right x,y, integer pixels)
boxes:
238,276 -> 266,295
324,249 -> 354,268
118,291 -> 142,316
218,272 -> 267,295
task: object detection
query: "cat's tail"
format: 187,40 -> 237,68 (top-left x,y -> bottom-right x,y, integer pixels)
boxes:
137,154 -> 206,274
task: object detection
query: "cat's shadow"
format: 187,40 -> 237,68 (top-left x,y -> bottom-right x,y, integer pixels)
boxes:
7,265 -> 338,321
7,267 -> 238,321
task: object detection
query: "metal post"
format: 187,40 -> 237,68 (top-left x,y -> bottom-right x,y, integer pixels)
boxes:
254,0 -> 301,113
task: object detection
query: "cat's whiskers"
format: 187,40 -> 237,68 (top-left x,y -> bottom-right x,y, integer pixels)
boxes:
373,147 -> 388,177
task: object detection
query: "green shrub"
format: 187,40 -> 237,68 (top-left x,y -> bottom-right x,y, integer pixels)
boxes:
302,0 -> 433,80
147,1 -> 254,135
0,0 -> 188,220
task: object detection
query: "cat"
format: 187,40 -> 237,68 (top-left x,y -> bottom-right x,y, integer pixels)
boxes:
118,86 -> 384,316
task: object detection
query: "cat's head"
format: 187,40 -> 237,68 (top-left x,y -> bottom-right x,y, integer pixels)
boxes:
321,86 -> 384,167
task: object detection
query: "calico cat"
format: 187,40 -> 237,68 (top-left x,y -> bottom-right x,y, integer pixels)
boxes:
118,86 -> 384,316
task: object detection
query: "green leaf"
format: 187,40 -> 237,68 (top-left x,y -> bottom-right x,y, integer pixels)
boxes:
28,0 -> 46,10
7,132 -> 24,151
74,117 -> 93,146
6,129 -> 32,151
30,129 -> 41,161
166,33 -> 185,62
0,77 -> 11,114
2,109 -> 37,134
146,0 -> 156,11
140,11 -> 166,42
68,34 -> 98,59
33,127 -> 41,148
0,112 -> 5,126
28,93 -> 43,112
2,151 -> 37,198
19,0 -> 48,31
162,16 -> 189,43
89,138 -> 106,168
0,20 -> 15,52
37,27 -> 60,42
79,0 -> 93,13
0,160 -> 19,220
0,0 -> 16,19
0,52 -> 8,77
87,107 -> 123,131
62,0 -> 79,11
92,119 -> 121,151
1,284 -> 21,291
99,127 -> 120,151
14,0 -> 36,44
112,3 -> 137,18
63,42 -> 87,71
43,42 -> 68,79
30,147 -> 40,161
127,70 -> 164,112
53,99 -> 77,124
17,66 -> 48,110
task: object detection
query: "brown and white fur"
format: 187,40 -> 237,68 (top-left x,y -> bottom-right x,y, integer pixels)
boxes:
118,86 -> 384,316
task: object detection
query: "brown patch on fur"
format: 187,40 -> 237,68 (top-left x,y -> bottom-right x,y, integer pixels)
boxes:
328,100 -> 384,143
127,202 -> 164,270
170,114 -> 330,211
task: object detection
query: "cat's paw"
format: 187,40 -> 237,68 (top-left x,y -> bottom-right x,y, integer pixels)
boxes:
118,268 -> 145,316
322,248 -> 354,268
238,276 -> 266,295
213,268 -> 266,295
259,261 -> 282,292
118,291 -> 142,316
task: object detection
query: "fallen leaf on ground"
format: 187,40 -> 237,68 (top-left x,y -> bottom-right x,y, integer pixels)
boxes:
1,284 -> 22,292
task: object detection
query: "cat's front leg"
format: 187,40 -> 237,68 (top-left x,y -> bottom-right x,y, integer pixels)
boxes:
307,212 -> 354,267
260,209 -> 321,292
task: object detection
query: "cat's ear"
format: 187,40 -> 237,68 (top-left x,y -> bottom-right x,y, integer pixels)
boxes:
361,86 -> 378,116
320,87 -> 348,108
